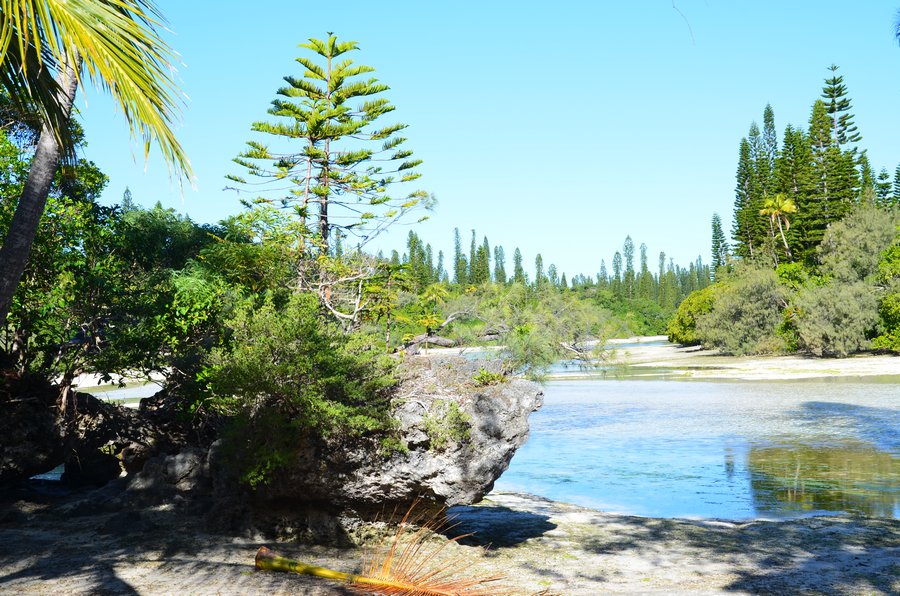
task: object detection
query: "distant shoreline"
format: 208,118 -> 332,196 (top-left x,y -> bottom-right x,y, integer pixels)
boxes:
596,336 -> 900,381
421,336 -> 900,381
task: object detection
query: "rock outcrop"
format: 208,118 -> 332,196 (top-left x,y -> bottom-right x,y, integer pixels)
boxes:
0,372 -> 187,486
0,373 -> 66,483
3,355 -> 542,544
242,355 -> 543,518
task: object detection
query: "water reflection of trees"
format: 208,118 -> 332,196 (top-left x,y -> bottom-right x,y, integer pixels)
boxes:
748,441 -> 898,517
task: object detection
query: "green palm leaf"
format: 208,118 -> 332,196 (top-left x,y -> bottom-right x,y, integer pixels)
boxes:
0,0 -> 191,180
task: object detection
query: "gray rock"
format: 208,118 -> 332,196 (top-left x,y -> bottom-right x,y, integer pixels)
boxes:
0,372 -> 190,485
0,376 -> 66,482
243,356 -> 543,517
124,447 -> 210,506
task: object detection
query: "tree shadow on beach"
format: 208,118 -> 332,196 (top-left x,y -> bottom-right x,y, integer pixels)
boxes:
445,503 -> 557,549
577,512 -> 899,594
0,484 -> 355,595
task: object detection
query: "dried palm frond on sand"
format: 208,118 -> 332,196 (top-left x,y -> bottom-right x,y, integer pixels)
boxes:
255,505 -> 505,595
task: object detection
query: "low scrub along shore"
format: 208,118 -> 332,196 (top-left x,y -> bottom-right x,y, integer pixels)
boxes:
1,485 -> 897,594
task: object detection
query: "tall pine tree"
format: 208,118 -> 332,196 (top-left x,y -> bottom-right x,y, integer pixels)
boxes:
893,164 -> 900,202
534,254 -> 546,289
493,245 -> 507,284
453,227 -> 467,286
822,64 -> 861,149
622,236 -> 635,298
875,168 -> 893,208
732,137 -> 759,258
711,213 -> 727,279
512,248 -> 526,284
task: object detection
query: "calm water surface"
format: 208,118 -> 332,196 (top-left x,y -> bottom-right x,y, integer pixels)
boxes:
494,378 -> 899,520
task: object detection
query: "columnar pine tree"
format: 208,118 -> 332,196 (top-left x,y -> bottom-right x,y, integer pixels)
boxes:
761,105 -> 778,194
711,213 -> 727,279
662,259 -> 678,311
806,99 -> 858,250
513,248 -> 526,284
611,251 -> 623,297
493,245 -> 507,284
747,119 -> 772,244
598,259 -> 609,289
547,264 -> 559,288
622,236 -> 635,298
858,150 -> 875,202
657,252 -> 667,307
453,227 -> 467,286
774,124 -> 815,259
435,250 -> 446,283
534,254 -> 545,289
875,168 -> 892,207
638,242 -> 653,300
468,229 -> 477,281
893,164 -> 900,202
470,236 -> 491,284
732,138 -> 758,258
822,64 -> 861,149
425,244 -> 434,282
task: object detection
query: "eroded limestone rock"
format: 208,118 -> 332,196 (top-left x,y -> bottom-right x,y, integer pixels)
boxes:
244,356 -> 543,518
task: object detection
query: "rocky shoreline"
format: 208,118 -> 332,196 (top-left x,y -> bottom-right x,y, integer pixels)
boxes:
1,347 -> 898,594
0,485 -> 896,595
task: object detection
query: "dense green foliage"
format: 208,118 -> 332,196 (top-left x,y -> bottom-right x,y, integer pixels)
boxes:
694,264 -> 787,356
665,285 -> 717,346
792,281 -> 879,357
676,65 -> 900,357
6,37 -> 900,499
226,34 -> 429,250
205,293 -> 398,485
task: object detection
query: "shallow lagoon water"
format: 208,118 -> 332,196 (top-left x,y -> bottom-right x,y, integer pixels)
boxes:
494,377 -> 899,520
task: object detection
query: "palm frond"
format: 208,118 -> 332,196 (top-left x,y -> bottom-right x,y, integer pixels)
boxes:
0,0 -> 191,181
255,505 -> 505,595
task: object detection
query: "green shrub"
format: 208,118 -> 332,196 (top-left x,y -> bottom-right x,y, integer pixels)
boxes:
817,205 -> 898,283
792,282 -> 879,357
422,401 -> 471,451
472,368 -> 505,386
872,292 -> 900,352
873,237 -> 900,351
694,265 -> 787,355
666,285 -> 717,346
205,292 -> 398,486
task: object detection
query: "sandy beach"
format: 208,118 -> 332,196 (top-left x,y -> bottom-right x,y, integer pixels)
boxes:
0,488 -> 896,595
560,336 -> 900,381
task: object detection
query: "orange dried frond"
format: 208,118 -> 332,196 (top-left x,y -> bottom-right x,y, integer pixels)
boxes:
350,502 -> 505,596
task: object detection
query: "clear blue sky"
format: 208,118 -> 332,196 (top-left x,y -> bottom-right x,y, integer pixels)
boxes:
78,0 -> 900,279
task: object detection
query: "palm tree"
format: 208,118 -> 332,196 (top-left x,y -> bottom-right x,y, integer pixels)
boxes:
759,193 -> 798,262
0,0 -> 191,327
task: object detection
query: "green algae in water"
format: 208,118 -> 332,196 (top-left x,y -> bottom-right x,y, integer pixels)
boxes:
749,440 -> 898,518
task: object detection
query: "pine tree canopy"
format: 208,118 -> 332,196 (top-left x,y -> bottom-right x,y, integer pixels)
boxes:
228,33 -> 430,251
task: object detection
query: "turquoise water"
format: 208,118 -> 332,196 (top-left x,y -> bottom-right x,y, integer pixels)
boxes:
494,378 -> 899,520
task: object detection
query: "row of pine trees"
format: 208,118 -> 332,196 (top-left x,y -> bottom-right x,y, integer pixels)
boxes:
723,65 -> 900,267
381,229 -> 710,313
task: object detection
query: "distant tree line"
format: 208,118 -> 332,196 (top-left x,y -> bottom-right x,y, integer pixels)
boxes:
386,228 -> 710,311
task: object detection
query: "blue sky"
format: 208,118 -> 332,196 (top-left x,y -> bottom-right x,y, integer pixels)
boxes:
77,1 -> 900,279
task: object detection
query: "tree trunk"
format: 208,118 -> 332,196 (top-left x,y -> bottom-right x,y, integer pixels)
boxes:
776,216 -> 793,262
0,59 -> 79,328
